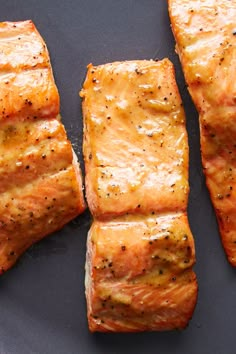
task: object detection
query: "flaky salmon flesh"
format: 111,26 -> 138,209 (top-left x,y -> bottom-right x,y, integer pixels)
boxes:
81,59 -> 197,332
168,0 -> 236,265
0,20 -> 85,273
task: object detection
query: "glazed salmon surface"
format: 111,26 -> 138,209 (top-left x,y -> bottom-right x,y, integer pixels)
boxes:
0,21 -> 85,272
81,59 -> 197,332
168,0 -> 236,265
82,60 -> 189,219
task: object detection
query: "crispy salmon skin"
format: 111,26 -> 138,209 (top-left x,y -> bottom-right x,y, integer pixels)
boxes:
0,20 -> 85,272
168,0 -> 236,265
81,59 -> 197,332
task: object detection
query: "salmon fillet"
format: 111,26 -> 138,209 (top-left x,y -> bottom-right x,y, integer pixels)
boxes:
0,20 -> 86,273
81,59 -> 197,332
168,0 -> 236,265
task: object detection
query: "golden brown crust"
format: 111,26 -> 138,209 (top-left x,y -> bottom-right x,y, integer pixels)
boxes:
169,0 -> 236,265
86,215 -> 197,332
82,59 -> 197,331
82,60 -> 189,219
0,21 -> 86,273
0,20 -> 59,122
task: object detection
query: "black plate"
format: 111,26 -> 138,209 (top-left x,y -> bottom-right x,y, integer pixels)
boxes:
0,1 -> 235,353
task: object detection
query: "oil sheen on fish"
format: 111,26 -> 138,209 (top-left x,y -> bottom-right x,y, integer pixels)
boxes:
0,20 -> 86,273
81,59 -> 197,332
168,0 -> 236,265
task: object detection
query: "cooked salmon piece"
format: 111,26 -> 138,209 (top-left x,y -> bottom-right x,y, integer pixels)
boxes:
168,0 -> 236,265
0,20 -> 85,273
0,21 -> 59,121
81,59 -> 197,331
81,60 -> 190,219
86,214 -> 197,332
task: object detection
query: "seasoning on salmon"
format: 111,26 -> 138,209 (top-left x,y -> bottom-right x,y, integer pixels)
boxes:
0,20 -> 86,273
168,0 -> 236,265
81,59 -> 197,332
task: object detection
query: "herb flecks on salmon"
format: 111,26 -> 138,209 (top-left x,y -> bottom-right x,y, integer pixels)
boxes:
168,0 -> 236,265
81,59 -> 197,332
0,20 -> 85,273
